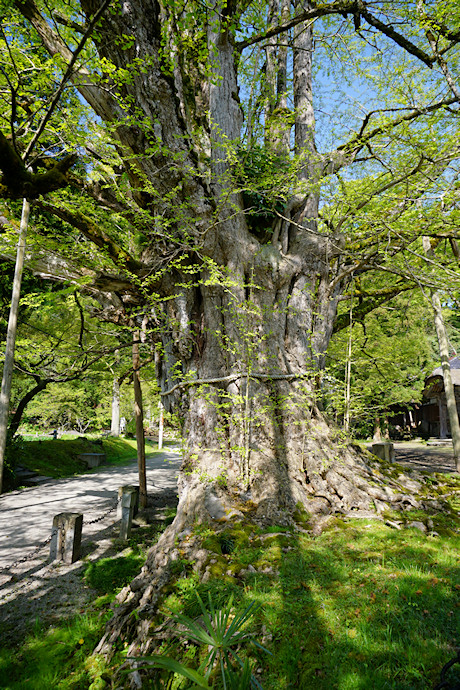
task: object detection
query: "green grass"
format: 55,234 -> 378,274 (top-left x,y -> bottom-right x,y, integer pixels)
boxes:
0,606 -> 114,690
0,521 -> 171,690
13,436 -> 161,479
153,492 -> 460,689
84,552 -> 144,593
1,480 -> 458,689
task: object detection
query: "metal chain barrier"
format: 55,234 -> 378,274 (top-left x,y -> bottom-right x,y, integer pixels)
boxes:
83,497 -> 120,525
0,529 -> 58,606
0,495 -> 121,578
0,528 -> 57,575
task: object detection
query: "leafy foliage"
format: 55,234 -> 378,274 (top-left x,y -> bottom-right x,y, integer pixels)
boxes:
326,291 -> 438,434
135,593 -> 268,689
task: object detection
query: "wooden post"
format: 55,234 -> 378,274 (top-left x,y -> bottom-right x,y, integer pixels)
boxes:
438,396 -> 448,439
344,275 -> 354,434
158,400 -> 164,450
49,513 -> 83,564
133,330 -> 147,508
371,442 -> 395,463
117,484 -> 139,519
0,197 -> 30,493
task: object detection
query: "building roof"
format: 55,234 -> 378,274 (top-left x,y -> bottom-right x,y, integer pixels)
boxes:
425,356 -> 460,392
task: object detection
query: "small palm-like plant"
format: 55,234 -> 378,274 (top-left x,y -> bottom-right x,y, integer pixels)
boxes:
132,592 -> 268,689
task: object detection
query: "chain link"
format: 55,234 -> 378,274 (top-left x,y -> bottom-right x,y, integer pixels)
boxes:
83,497 -> 120,525
0,528 -> 57,574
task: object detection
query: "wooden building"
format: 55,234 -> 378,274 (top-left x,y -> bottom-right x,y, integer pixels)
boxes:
419,356 -> 460,439
388,357 -> 460,439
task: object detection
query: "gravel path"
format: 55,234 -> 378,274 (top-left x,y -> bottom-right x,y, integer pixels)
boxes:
394,442 -> 458,474
0,448 -> 181,646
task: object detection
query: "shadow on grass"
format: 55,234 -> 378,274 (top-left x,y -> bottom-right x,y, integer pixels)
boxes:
155,516 -> 459,689
264,523 -> 460,690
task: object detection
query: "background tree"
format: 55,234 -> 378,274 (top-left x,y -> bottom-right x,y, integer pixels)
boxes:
3,284 -> 153,434
326,290 -> 438,437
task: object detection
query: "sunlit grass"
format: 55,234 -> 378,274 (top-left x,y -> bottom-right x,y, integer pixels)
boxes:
13,435 -> 160,479
1,483 -> 458,689
0,611 -> 113,689
155,506 -> 459,690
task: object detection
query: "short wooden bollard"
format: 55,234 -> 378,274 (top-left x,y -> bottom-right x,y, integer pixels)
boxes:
119,487 -> 137,540
117,485 -> 139,519
49,512 -> 83,564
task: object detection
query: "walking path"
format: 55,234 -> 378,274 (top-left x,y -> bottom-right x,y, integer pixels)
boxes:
0,440 -> 457,648
0,447 -> 181,571
0,447 -> 182,646
0,441 -> 456,573
393,441 -> 458,474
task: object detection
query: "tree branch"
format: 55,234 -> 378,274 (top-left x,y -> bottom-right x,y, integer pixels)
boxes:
336,96 -> 458,161
237,0 -> 435,70
23,0 -> 112,161
0,132 -> 77,198
237,0 -> 358,51
8,379 -> 48,436
35,200 -> 145,274
358,5 -> 434,68
15,0 -> 123,124
333,284 -> 414,332
51,11 -> 87,34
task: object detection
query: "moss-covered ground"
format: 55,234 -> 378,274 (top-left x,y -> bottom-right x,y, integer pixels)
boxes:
0,474 -> 459,689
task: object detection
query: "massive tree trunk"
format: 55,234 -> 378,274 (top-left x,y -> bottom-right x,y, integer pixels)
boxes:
86,4 -> 426,661
11,0 -> 447,665
167,237 -> 352,522
97,237 -> 427,659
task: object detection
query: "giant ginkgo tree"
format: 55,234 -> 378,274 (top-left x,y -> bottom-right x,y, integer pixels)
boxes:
2,0 -> 460,655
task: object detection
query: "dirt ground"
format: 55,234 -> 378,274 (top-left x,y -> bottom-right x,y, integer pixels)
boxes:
392,441 -> 458,474
0,488 -> 179,648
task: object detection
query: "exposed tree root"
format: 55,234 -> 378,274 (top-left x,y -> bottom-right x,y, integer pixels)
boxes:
94,437 -> 448,683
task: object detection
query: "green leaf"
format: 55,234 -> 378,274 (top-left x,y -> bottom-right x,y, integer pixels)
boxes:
129,655 -> 211,688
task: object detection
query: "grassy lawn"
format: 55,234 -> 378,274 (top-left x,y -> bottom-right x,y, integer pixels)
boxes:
153,499 -> 460,690
0,476 -> 458,689
12,436 -> 166,480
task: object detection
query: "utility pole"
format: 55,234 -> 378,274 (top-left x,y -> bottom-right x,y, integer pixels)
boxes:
431,291 -> 460,472
344,276 -> 354,434
423,237 -> 460,472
